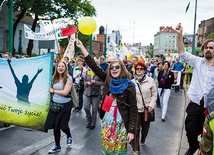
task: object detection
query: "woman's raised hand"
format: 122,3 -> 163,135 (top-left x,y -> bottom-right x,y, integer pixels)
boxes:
75,39 -> 89,57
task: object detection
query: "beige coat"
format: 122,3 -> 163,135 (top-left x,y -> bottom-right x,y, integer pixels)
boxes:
132,75 -> 157,113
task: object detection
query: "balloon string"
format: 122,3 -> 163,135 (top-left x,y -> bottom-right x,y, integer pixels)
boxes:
76,30 -> 79,39
180,13 -> 186,23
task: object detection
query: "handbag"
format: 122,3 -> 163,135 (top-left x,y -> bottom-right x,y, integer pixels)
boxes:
50,102 -> 64,113
76,70 -> 84,91
148,109 -> 155,122
79,78 -> 85,91
91,89 -> 99,96
102,95 -> 114,112
137,83 -> 155,122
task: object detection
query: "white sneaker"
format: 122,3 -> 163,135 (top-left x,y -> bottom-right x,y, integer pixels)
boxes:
48,145 -> 61,153
67,136 -> 72,148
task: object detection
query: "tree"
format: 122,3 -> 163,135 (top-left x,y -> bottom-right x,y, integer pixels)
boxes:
13,0 -> 96,56
207,32 -> 214,40
13,0 -> 53,55
145,43 -> 154,58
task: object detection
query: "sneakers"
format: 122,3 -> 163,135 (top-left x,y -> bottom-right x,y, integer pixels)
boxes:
86,123 -> 91,128
140,142 -> 145,146
89,125 -> 95,130
133,150 -> 140,155
184,148 -> 197,155
48,145 -> 61,153
75,109 -> 82,113
67,136 -> 72,147
48,137 -> 72,153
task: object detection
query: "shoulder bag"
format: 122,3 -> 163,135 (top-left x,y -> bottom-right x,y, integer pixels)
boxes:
137,83 -> 155,122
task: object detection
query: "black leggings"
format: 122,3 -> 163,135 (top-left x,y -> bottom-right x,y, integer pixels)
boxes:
54,128 -> 71,146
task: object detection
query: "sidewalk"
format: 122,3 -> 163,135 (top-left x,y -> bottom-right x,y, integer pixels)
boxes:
179,85 -> 198,155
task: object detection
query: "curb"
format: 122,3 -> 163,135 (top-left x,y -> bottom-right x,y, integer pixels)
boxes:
178,85 -> 198,155
178,86 -> 188,155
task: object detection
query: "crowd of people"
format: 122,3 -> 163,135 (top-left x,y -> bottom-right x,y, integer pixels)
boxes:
1,23 -> 213,155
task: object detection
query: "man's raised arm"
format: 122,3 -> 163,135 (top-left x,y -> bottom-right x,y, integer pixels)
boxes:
176,23 -> 185,55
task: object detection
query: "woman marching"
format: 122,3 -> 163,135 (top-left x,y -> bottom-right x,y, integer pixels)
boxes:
132,60 -> 157,150
76,39 -> 138,155
44,61 -> 73,153
157,61 -> 174,122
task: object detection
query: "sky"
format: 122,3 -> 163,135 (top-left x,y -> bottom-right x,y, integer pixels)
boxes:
91,0 -> 214,46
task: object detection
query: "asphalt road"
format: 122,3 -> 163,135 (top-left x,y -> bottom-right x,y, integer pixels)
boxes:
0,89 -> 186,155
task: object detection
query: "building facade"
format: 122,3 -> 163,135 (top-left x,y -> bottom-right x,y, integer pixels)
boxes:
154,26 -> 177,56
197,17 -> 214,47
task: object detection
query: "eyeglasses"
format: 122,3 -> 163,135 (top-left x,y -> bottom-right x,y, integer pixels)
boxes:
135,68 -> 144,71
110,65 -> 120,70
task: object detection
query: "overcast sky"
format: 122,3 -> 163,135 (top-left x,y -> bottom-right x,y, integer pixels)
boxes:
91,0 -> 214,46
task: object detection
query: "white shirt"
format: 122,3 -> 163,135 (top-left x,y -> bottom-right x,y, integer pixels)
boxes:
180,51 -> 214,107
73,66 -> 86,84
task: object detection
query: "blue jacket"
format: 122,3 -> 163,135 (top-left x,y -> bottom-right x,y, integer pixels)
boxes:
173,62 -> 184,71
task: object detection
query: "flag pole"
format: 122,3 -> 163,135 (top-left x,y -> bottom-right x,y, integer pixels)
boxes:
104,25 -> 107,59
90,34 -> 93,56
51,20 -> 60,55
192,0 -> 197,55
181,2 -> 190,23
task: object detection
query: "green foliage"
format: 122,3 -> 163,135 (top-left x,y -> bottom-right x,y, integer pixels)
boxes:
75,32 -> 90,56
58,38 -> 69,48
14,0 -> 97,21
145,43 -> 154,58
207,32 -> 214,40
31,53 -> 38,57
13,0 -> 97,56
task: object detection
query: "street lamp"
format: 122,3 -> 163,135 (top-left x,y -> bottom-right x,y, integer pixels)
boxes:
0,0 -> 13,55
133,21 -> 135,44
1,0 -> 13,55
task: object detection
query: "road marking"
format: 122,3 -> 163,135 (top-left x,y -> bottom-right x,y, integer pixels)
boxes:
0,125 -> 15,131
10,136 -> 54,155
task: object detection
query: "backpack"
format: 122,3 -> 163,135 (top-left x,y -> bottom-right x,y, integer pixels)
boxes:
65,84 -> 78,108
199,112 -> 214,155
65,77 -> 78,108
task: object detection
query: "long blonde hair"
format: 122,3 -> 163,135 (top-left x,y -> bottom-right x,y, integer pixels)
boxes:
52,61 -> 69,86
104,60 -> 131,84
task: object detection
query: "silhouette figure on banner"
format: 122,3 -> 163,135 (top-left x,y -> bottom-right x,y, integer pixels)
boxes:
7,59 -> 43,103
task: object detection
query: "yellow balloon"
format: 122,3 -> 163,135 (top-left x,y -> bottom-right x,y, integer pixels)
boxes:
78,17 -> 97,35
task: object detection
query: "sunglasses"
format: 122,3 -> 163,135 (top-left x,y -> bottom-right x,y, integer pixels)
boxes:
135,68 -> 144,71
110,65 -> 120,70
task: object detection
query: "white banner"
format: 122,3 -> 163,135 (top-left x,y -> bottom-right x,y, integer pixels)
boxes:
63,34 -> 75,60
24,24 -> 67,40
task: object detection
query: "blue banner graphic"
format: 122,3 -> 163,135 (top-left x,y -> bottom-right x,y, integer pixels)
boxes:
0,53 -> 53,131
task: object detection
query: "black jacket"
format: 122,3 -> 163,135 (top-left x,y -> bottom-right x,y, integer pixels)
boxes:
157,70 -> 174,89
